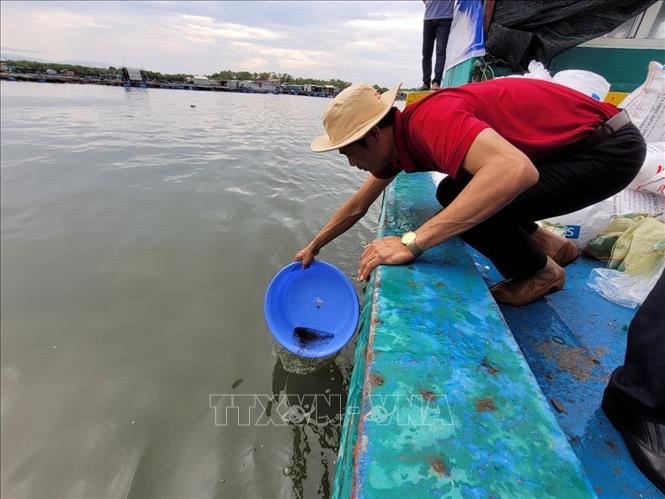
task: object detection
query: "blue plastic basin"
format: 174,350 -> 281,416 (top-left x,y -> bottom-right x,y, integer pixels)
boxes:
264,261 -> 359,358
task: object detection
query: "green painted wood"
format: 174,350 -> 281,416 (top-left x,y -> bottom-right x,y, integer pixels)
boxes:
442,59 -> 476,89
550,47 -> 664,93
333,172 -> 595,498
332,283 -> 374,499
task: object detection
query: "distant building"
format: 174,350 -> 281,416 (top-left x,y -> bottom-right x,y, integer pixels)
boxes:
324,85 -> 340,97
121,67 -> 146,83
286,84 -> 304,95
254,78 -> 281,92
239,80 -> 261,91
60,69 -> 75,77
45,69 -> 57,75
303,84 -> 324,94
0,62 -> 7,72
185,75 -> 215,86
222,79 -> 241,90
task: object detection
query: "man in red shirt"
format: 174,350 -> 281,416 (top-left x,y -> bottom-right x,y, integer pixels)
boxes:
296,79 -> 662,491
298,79 -> 645,306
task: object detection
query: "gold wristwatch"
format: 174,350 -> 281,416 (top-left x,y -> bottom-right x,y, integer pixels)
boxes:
401,231 -> 423,257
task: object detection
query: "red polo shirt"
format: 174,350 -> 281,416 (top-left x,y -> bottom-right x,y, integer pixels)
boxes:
374,78 -> 619,179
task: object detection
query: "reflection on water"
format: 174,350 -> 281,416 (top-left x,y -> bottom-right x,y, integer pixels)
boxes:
1,81 -> 380,498
268,358 -> 346,499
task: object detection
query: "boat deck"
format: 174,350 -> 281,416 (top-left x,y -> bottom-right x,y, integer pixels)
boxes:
333,172 -> 661,498
471,249 -> 659,497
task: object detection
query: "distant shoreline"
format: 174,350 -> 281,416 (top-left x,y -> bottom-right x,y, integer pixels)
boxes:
1,72 -> 409,100
0,72 -> 336,97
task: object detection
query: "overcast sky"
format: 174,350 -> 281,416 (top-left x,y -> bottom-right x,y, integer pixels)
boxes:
1,1 -> 427,87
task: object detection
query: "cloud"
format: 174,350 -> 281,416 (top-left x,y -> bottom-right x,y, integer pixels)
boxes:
243,57 -> 271,70
28,10 -> 113,29
0,1 -> 426,87
230,41 -> 333,70
175,14 -> 285,42
343,41 -> 384,50
343,12 -> 421,32
0,46 -> 44,58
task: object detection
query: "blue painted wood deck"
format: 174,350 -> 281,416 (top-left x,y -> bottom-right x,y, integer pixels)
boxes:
333,173 -> 596,498
471,250 -> 661,497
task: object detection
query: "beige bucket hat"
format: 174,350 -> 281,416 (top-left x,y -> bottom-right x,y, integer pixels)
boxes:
310,83 -> 402,152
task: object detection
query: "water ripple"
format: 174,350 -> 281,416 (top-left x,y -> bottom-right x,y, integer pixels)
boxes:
1,81 -> 378,499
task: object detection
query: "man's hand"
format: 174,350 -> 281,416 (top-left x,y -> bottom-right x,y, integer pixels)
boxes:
294,244 -> 319,268
357,236 -> 415,281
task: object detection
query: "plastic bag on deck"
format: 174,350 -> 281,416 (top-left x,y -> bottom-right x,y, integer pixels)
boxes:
588,263 -> 664,309
520,60 -> 552,80
552,70 -> 610,101
506,60 -> 610,100
587,215 -> 665,308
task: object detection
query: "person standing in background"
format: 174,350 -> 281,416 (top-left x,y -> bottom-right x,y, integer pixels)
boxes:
422,0 -> 455,90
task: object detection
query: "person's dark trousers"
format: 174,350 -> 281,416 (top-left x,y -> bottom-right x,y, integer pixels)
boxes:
422,18 -> 452,87
606,271 -> 665,420
435,124 -> 646,280
602,271 -> 665,492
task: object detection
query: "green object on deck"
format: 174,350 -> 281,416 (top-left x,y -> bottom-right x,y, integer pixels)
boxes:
550,47 -> 664,93
442,59 -> 476,89
333,172 -> 595,498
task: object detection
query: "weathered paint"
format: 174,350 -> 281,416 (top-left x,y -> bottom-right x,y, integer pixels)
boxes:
470,249 -> 662,497
333,172 -> 595,498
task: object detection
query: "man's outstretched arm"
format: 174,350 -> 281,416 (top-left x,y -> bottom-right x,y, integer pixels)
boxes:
295,174 -> 395,267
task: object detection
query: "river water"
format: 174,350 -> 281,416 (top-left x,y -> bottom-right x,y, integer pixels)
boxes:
1,82 -> 383,498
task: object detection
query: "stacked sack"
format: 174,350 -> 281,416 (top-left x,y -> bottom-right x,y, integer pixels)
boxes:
541,61 -> 665,249
542,61 -> 665,307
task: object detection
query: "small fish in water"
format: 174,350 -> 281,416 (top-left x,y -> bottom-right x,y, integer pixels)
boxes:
293,327 -> 334,347
231,378 -> 244,389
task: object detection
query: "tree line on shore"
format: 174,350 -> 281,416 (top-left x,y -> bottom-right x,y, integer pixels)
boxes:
2,59 -> 121,78
2,60 -> 385,91
208,70 -> 353,91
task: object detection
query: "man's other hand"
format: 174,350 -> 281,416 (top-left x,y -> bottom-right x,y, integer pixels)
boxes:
357,236 -> 415,281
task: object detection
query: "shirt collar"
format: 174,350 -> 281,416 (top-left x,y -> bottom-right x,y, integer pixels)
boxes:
393,108 -> 416,172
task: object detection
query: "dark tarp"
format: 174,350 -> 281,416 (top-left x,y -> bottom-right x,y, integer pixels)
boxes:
486,0 -> 659,70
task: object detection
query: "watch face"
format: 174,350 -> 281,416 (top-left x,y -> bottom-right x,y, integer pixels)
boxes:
402,232 -> 416,244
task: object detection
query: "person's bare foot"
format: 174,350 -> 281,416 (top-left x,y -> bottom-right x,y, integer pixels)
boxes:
490,257 -> 565,306
531,227 -> 579,267
431,81 -> 441,90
